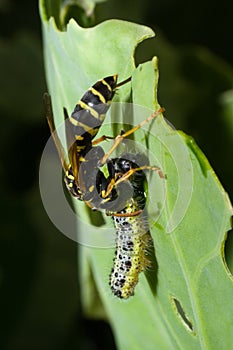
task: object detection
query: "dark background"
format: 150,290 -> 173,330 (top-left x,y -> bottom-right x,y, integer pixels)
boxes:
0,0 -> 232,349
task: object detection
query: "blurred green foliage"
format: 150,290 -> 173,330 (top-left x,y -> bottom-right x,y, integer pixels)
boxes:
0,0 -> 232,349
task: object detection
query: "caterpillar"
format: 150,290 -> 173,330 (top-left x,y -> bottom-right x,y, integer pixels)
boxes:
96,154 -> 154,299
110,212 -> 151,299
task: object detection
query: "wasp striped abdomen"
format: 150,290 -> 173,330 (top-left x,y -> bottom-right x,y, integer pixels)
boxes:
62,75 -> 119,199
69,75 -> 118,156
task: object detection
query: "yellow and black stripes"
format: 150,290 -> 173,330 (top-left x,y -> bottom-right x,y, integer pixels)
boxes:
64,164 -> 84,199
69,75 -> 118,156
45,76 -> 160,299
62,75 -> 119,198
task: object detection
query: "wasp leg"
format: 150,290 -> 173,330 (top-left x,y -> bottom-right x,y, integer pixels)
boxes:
92,135 -> 115,146
103,165 -> 164,199
92,128 -> 126,146
100,107 -> 165,165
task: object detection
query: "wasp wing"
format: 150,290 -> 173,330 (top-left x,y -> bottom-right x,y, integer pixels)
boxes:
63,107 -> 80,183
43,93 -> 70,172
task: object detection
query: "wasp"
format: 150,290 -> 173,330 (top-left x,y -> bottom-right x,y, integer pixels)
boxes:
44,75 -> 164,212
44,75 -> 131,205
44,75 -> 165,298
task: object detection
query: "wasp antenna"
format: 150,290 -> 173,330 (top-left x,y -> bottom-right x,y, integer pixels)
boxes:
116,76 -> 132,88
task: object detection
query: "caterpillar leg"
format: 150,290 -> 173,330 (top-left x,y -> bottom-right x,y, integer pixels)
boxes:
106,209 -> 143,217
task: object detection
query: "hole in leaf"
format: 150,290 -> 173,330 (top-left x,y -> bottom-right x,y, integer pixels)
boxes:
170,295 -> 194,333
223,227 -> 233,278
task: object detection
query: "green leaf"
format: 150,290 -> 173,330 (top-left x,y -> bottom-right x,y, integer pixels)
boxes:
85,62 -> 233,349
40,0 -> 154,116
40,1 -> 233,349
